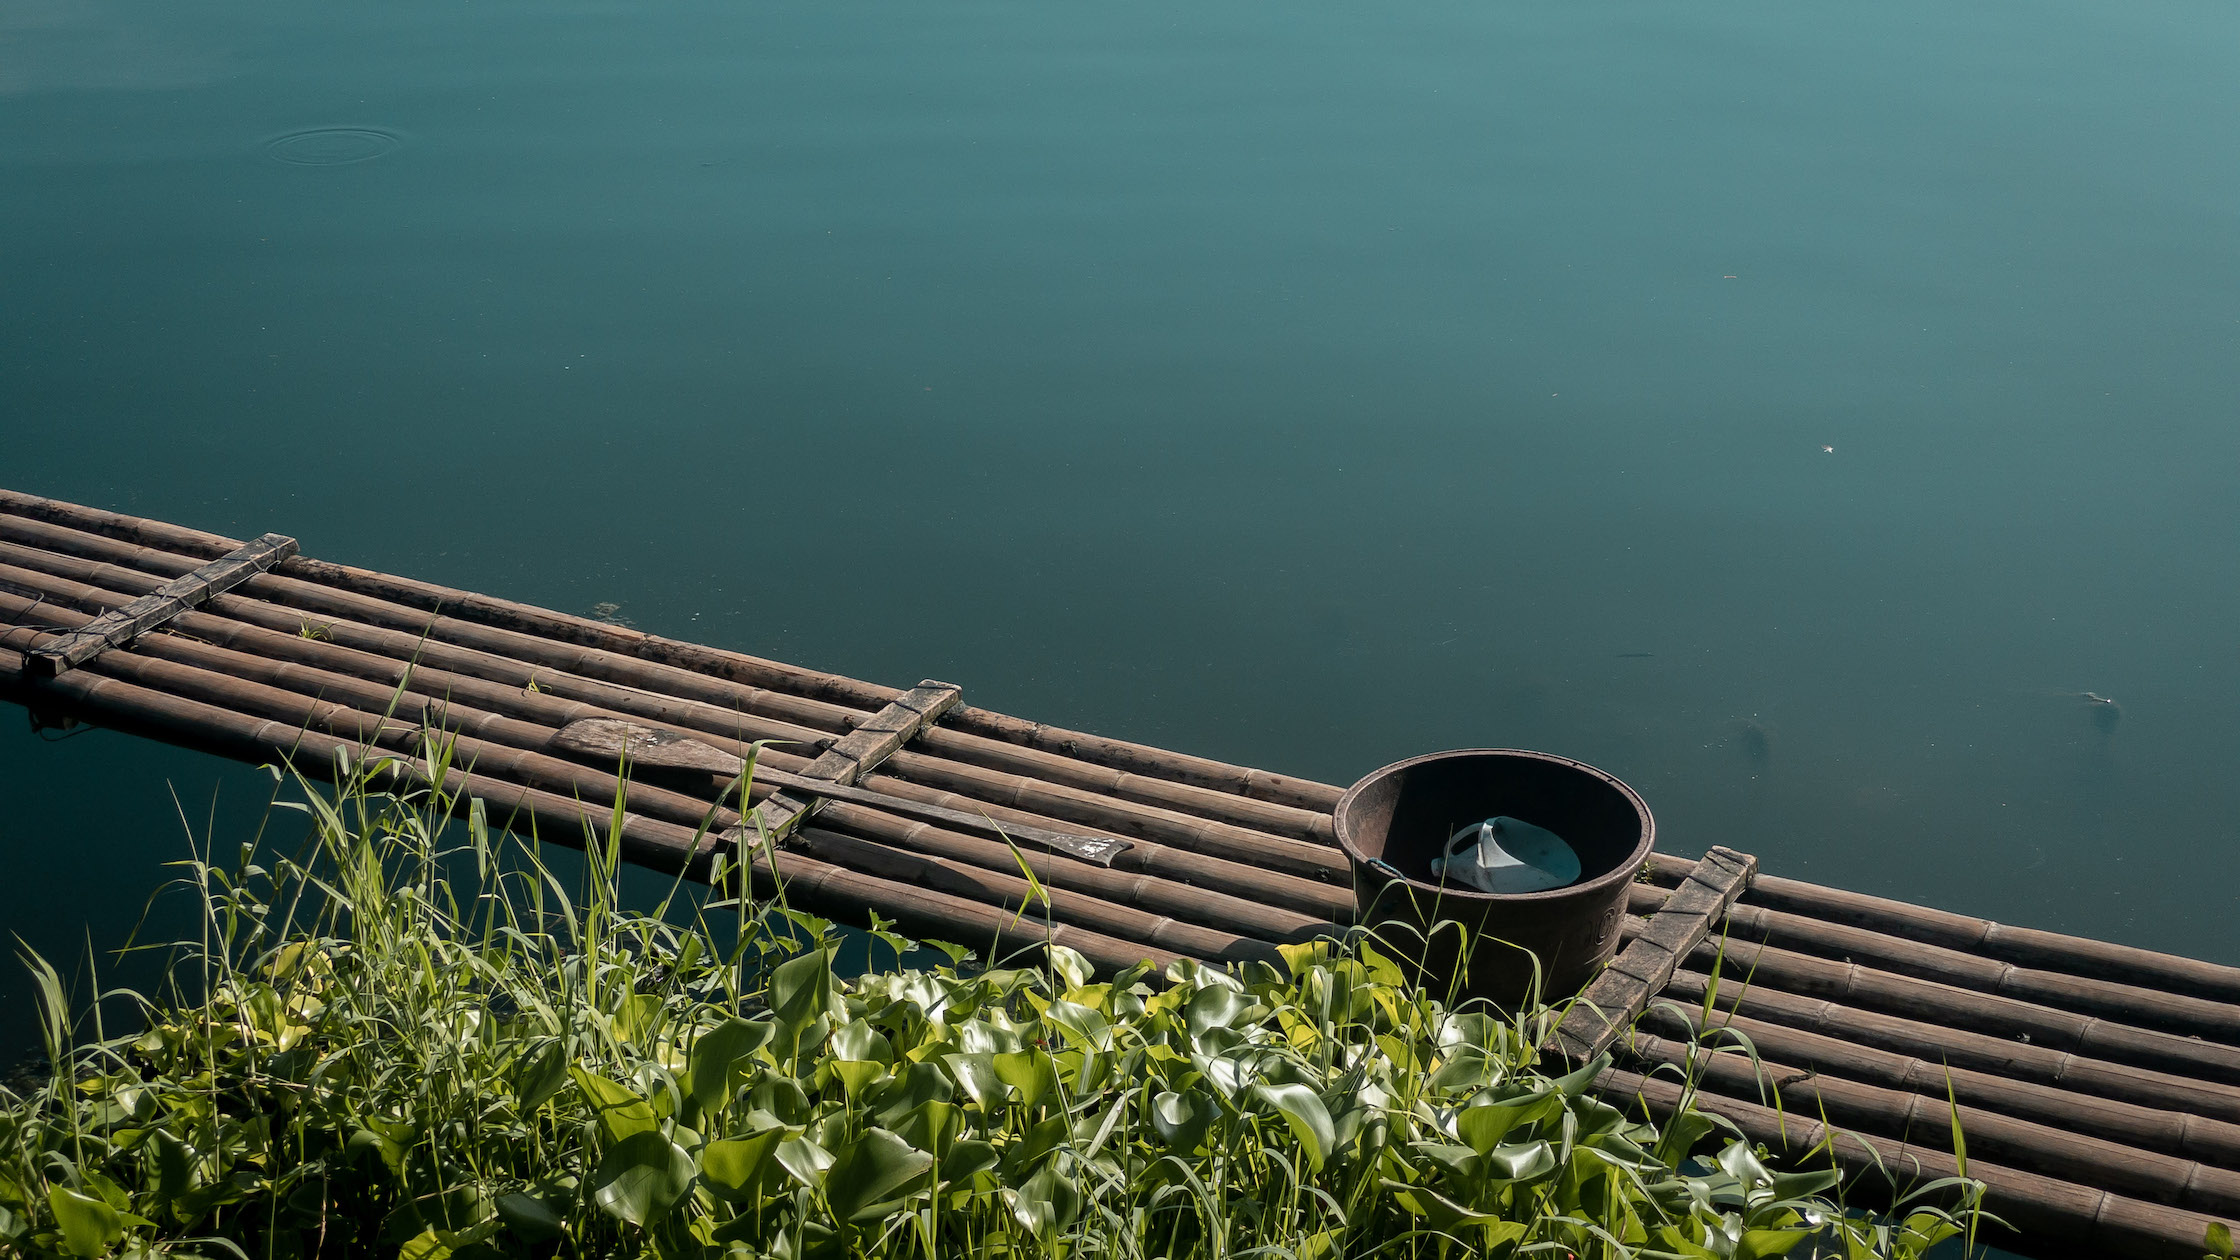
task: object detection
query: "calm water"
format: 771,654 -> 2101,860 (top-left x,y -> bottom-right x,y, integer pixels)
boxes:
4,0 -> 2238,1075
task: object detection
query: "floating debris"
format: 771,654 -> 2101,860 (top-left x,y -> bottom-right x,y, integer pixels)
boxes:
2083,692 -> 2121,734
587,601 -> 634,627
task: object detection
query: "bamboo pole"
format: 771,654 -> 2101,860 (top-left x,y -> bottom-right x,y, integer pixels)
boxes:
1644,851 -> 2240,1006
0,520 -> 1353,884
1594,1066 -> 2224,1260
1626,883 -> 2240,1044
0,490 -> 1343,812
806,802 -> 1334,944
790,827 -> 1282,966
1620,914 -> 2240,1084
1616,1028 -> 2240,1219
0,636 -> 1184,978
885,734 -> 1337,844
0,585 -> 1341,946
1655,965 -> 2240,1123
1632,1001 -> 2240,1167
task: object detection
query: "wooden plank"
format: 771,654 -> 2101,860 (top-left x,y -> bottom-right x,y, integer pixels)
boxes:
1547,845 -> 1755,1062
568,682 -> 954,846
795,680 -> 965,782
24,533 -> 295,677
547,711 -> 1141,866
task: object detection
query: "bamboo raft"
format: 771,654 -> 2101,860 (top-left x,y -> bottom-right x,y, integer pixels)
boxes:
0,489 -> 2233,1260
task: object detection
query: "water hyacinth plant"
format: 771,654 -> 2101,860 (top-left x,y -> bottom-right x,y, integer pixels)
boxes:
0,734 -> 1986,1258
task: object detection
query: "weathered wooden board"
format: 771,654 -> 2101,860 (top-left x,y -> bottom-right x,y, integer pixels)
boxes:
550,714 -> 1134,866
24,532 -> 295,676
1546,845 -> 1755,1062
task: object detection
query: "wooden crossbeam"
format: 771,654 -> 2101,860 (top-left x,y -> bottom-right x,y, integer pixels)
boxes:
25,533 -> 297,678
736,679 -> 962,844
548,706 -> 1135,866
1547,845 -> 1757,1063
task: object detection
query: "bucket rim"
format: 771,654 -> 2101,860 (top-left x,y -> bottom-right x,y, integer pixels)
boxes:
1332,747 -> 1656,903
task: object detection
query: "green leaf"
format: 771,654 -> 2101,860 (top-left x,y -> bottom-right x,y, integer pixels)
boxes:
511,1037 -> 570,1112
1549,1052 -> 1611,1098
146,1129 -> 194,1203
1183,986 -> 1254,1040
823,1128 -> 935,1221
590,1131 -> 696,1227
2208,1221 -> 2235,1258
768,948 -> 838,1055
683,1018 -> 772,1121
1768,1168 -> 1841,1202
1379,1177 -> 1518,1232
612,992 -> 663,1047
48,1186 -> 124,1259
888,1098 -> 961,1154
1009,1162 -> 1083,1250
494,1191 -> 567,1242
1454,1091 -> 1554,1155
1041,998 -> 1113,1051
700,1130 -> 787,1204
774,1135 -> 834,1189
1716,1138 -> 1774,1187
572,1067 -> 660,1143
871,1062 -> 956,1130
395,1227 -> 451,1260
1482,1139 -> 1558,1184
1736,1227 -> 1815,1260
1150,1090 -> 1214,1153
992,1050 -> 1059,1112
829,1060 -> 890,1099
941,1053 -> 1007,1110
829,1018 -> 893,1066
940,1138 -> 999,1184
1253,1082 -> 1336,1170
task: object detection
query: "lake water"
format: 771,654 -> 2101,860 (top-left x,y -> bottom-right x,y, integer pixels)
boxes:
3,0 -> 2236,1094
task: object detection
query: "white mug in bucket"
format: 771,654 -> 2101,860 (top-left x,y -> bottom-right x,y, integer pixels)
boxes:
1429,816 -> 1581,895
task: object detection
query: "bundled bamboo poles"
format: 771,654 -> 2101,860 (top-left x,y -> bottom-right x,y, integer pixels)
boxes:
0,640 -> 1173,976
0,560 -> 1332,970
1632,1000 -> 2240,1166
0,555 -> 1354,933
0,511 -> 1351,887
1644,851 -> 2240,1006
1655,964 -> 2240,1123
0,490 -> 1340,814
1627,883 -> 2240,1044
1662,930 -> 2240,1083
0,553 -> 1352,919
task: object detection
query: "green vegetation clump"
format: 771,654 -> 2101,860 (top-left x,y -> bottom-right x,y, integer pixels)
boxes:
0,740 -> 1984,1259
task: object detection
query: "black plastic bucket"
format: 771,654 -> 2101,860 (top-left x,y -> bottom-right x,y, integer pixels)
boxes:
1332,749 -> 1655,1010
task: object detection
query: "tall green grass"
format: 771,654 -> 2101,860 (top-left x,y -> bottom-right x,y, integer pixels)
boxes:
0,731 -> 1985,1259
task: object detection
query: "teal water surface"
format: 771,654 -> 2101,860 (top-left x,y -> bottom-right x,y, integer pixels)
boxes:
3,0 -> 2237,1082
